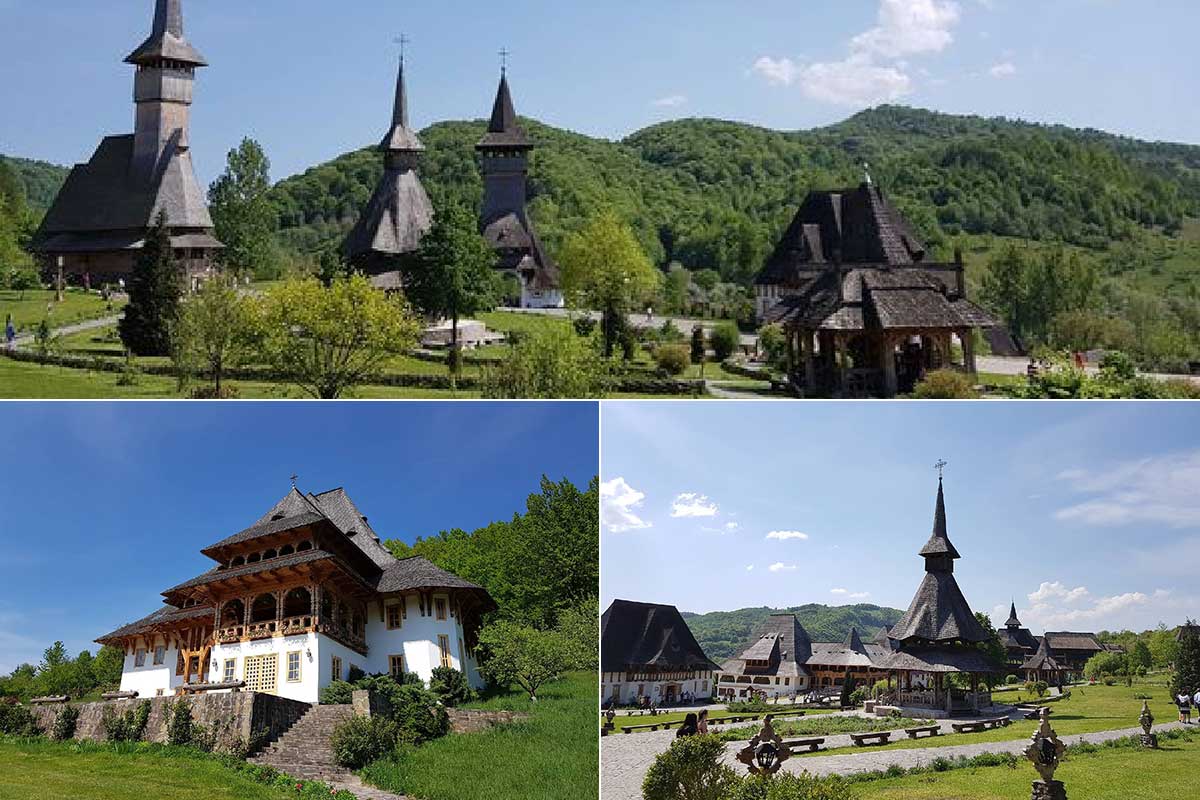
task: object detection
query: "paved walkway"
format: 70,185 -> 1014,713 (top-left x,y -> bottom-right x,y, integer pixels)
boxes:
12,313 -> 123,348
978,355 -> 1200,386
600,711 -> 1186,800
330,774 -> 409,800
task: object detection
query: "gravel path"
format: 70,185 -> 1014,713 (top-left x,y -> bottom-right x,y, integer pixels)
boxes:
601,714 -> 1187,800
12,313 -> 123,348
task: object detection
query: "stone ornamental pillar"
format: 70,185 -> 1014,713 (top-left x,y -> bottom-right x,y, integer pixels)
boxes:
1139,701 -> 1157,749
1025,708 -> 1067,800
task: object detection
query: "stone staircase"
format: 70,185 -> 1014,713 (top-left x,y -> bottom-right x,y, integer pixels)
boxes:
248,704 -> 409,799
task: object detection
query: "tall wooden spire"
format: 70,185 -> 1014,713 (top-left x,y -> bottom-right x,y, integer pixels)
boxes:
126,0 -> 207,66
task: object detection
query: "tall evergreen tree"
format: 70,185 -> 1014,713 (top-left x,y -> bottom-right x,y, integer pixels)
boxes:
1172,621 -> 1200,697
208,138 -> 279,278
119,211 -> 182,356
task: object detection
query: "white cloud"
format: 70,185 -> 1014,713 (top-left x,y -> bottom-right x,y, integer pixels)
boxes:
1005,585 -> 1195,633
601,477 -> 652,533
726,522 -> 740,532
671,493 -> 719,519
1053,450 -> 1200,529
766,530 -> 810,541
1028,582 -> 1091,605
752,0 -> 960,107
831,588 -> 849,595
769,562 -> 798,573
746,565 -> 755,572
652,94 -> 688,108
989,61 -> 1016,78
832,588 -> 871,600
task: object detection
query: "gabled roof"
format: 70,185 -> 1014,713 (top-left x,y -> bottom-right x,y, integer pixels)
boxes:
807,640 -> 889,668
1043,632 -> 1104,652
1022,637 -> 1067,672
96,604 -> 214,646
998,625 -> 1039,652
126,0 -> 208,67
165,549 -> 337,594
741,633 -> 781,662
483,211 -> 561,291
33,135 -> 215,245
477,74 -> 533,150
602,600 -> 720,673
882,646 -> 1002,674
756,184 -> 925,287
721,614 -> 814,677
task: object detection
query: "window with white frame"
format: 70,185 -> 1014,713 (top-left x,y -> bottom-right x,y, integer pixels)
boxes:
135,648 -> 146,667
287,651 -> 301,683
223,659 -> 236,683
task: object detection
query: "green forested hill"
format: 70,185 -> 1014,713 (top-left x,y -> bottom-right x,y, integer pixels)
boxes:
0,156 -> 70,213
683,603 -> 905,662
268,106 -> 1200,287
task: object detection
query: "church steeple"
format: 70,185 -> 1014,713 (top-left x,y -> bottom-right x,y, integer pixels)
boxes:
477,72 -> 533,151
379,56 -> 424,159
126,0 -> 207,67
1006,602 -> 1022,629
476,70 -> 534,226
918,478 -> 962,573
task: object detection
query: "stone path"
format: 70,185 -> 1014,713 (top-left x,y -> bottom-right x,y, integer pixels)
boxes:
600,712 -> 1187,800
12,313 -> 123,348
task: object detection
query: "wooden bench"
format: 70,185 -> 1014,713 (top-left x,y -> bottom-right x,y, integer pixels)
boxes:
951,722 -> 987,734
1020,707 -> 1048,721
850,732 -> 892,747
783,737 -> 826,753
623,723 -> 663,733
905,725 -> 941,739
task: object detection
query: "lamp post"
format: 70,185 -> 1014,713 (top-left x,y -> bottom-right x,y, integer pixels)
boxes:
736,715 -> 791,777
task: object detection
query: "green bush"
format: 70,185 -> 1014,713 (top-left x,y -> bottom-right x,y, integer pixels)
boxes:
643,734 -> 739,800
165,697 -> 194,746
390,684 -> 450,745
848,688 -> 867,706
0,703 -> 39,736
429,667 -> 475,707
101,700 -> 151,742
912,369 -> 979,399
50,704 -> 79,741
1005,675 -> 1020,685
726,696 -> 770,713
728,772 -> 853,800
331,715 -> 400,769
758,323 -> 788,370
655,344 -> 691,376
319,680 -> 356,706
711,323 -> 740,362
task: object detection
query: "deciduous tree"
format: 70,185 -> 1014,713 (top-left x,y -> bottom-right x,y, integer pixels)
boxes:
208,138 -> 280,279
173,277 -> 259,397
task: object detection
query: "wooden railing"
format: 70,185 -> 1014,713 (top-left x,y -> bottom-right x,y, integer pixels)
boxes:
217,615 -> 318,643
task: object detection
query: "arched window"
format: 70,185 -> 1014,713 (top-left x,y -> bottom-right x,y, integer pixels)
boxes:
321,591 -> 334,620
279,544 -> 295,556
283,587 -> 311,619
247,552 -> 261,564
251,594 -> 277,623
297,541 -> 312,552
221,599 -> 245,627
262,549 -> 277,560
231,556 -> 245,567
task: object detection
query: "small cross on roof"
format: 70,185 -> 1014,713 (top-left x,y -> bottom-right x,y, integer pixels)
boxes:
499,47 -> 511,74
934,459 -> 948,480
394,34 -> 410,64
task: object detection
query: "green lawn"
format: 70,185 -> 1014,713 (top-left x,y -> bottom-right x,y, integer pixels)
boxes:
0,289 -> 125,333
360,671 -> 596,800
0,739 -> 301,800
0,357 -> 479,400
798,683 -> 1179,759
849,733 -> 1200,799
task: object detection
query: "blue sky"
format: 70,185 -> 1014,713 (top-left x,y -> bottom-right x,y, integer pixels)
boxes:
0,402 -> 598,673
601,402 -> 1200,638
1,0 -> 1196,185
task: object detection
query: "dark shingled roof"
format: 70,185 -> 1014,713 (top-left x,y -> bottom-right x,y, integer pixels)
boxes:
204,511 -> 326,553
998,626 -> 1039,652
1022,637 -> 1068,672
1043,632 -> 1104,652
96,604 -> 214,645
721,615 -> 813,678
1006,602 -> 1021,628
889,481 -> 991,646
808,640 -> 890,668
602,600 -> 721,673
126,0 -> 208,66
33,135 -> 215,249
882,647 -> 1003,674
477,74 -> 533,149
374,556 -> 488,595
483,212 -> 561,292
380,60 -> 425,153
756,184 -> 925,287
165,549 -> 336,593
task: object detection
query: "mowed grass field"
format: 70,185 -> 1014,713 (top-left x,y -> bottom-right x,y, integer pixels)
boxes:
798,683 -> 1179,759
0,740 -> 297,800
361,671 -> 597,800
0,289 -> 124,332
849,732 -> 1200,799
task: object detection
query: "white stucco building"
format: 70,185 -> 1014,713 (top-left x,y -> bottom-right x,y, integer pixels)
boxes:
98,487 -> 494,704
600,600 -> 720,707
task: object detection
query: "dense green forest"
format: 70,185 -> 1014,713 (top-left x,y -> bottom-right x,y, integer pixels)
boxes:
683,603 -> 904,662
0,156 -> 69,213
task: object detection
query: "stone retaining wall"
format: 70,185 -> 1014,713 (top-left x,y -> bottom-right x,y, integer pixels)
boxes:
28,693 -> 309,752
446,708 -> 529,734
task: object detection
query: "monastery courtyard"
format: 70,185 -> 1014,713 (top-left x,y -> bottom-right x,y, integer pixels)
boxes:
600,681 -> 1191,800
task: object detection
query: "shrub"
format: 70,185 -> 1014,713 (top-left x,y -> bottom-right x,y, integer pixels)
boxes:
165,697 -> 194,746
572,317 -> 597,338
50,705 -> 79,741
0,704 -> 39,736
102,700 -> 151,742
429,667 -> 474,707
655,344 -> 691,376
331,715 -> 400,769
643,735 -> 739,800
870,680 -> 890,699
1005,675 -> 1020,685
711,323 -> 740,362
347,665 -> 366,683
848,688 -> 867,706
726,696 -> 770,713
912,369 -> 979,399
320,680 -> 356,706
728,772 -> 853,800
758,323 -> 788,370
390,684 -> 450,745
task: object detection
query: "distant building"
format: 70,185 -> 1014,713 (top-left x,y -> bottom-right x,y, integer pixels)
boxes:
755,181 -> 997,398
343,54 -> 434,288
1039,632 -> 1106,674
716,618 -> 890,700
997,603 -> 1039,672
476,72 -> 563,309
1022,637 -> 1069,686
32,0 -> 223,288
601,600 -> 720,706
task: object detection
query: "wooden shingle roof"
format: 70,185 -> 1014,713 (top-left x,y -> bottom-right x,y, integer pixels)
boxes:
96,604 -> 214,646
126,0 -> 207,66
602,600 -> 720,673
477,74 -> 533,150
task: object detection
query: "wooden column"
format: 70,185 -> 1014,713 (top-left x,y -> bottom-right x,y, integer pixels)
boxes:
962,329 -> 978,376
834,334 -> 847,396
243,597 -> 252,627
881,333 -> 898,398
803,331 -> 816,394
786,329 -> 796,374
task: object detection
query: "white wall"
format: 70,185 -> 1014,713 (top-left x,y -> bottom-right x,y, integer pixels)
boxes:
209,632 -> 323,704
601,671 -> 715,705
363,594 -> 484,689
118,634 -> 184,698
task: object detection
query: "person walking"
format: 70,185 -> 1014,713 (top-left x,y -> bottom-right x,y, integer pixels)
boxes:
4,314 -> 15,352
1178,691 -> 1192,724
676,713 -> 699,738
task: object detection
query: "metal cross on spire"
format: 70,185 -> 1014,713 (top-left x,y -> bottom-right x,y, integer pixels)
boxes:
934,460 -> 948,480
499,47 -> 511,74
394,34 -> 410,65
290,473 -> 299,489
